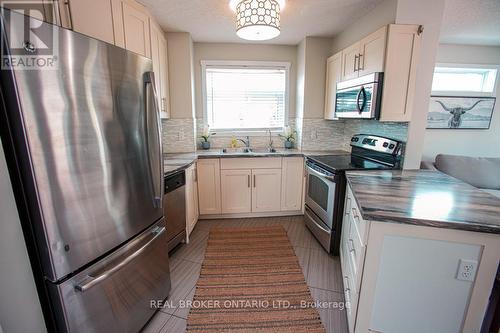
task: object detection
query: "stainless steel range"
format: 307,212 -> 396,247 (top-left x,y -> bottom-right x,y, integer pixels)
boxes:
305,134 -> 403,255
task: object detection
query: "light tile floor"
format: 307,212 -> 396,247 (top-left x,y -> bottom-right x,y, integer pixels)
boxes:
142,216 -> 348,333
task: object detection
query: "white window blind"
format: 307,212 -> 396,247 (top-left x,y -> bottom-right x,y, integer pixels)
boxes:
432,67 -> 498,94
205,65 -> 287,130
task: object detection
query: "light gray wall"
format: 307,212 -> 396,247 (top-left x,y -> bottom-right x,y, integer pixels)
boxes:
193,42 -> 298,119
302,37 -> 333,119
0,139 -> 46,333
162,32 -> 197,153
331,0 -> 397,54
295,39 -> 306,120
422,44 -> 500,161
166,32 -> 196,120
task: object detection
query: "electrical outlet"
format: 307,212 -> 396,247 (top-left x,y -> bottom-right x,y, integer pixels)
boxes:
178,130 -> 185,141
456,259 -> 478,282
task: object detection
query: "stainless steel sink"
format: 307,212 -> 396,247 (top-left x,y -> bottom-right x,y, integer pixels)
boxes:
221,147 -> 280,155
250,148 -> 279,154
222,148 -> 253,154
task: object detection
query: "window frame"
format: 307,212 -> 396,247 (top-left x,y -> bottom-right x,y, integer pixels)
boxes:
201,60 -> 291,136
431,63 -> 499,98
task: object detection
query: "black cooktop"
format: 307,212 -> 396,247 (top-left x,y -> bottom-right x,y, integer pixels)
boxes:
307,154 -> 394,173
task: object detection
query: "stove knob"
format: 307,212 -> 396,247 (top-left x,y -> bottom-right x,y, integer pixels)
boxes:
383,142 -> 389,148
362,139 -> 368,144
389,144 -> 395,149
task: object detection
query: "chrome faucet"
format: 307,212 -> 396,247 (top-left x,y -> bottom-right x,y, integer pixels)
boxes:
267,130 -> 274,151
237,136 -> 251,149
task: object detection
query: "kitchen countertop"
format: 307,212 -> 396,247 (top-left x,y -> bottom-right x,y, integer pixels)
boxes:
345,170 -> 500,234
195,148 -> 349,158
164,149 -> 349,175
164,153 -> 197,176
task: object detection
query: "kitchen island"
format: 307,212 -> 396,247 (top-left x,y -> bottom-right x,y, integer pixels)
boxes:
341,170 -> 500,333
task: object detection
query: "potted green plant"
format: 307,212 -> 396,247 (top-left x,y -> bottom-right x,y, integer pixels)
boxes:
279,126 -> 297,149
201,126 -> 216,150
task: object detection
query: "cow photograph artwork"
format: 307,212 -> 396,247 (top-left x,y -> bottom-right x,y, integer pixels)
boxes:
427,96 -> 496,129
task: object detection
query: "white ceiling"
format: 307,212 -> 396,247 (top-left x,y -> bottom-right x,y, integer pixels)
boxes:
440,0 -> 500,46
139,0 -> 384,45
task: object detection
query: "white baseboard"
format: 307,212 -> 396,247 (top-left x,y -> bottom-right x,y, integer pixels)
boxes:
199,210 -> 304,220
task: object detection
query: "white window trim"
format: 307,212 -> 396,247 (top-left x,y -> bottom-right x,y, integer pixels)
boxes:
432,63 -> 499,98
201,60 -> 291,137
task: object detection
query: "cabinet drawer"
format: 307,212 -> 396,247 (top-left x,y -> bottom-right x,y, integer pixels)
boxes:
343,244 -> 358,333
347,186 -> 367,243
347,212 -> 365,287
220,157 -> 282,170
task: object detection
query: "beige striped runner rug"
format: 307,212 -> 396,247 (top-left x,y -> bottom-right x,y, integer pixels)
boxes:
186,225 -> 325,332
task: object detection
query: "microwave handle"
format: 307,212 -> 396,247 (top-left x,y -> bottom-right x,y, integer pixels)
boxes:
356,86 -> 367,113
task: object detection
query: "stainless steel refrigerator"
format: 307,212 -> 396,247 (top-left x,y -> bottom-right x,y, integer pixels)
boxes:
0,9 -> 170,332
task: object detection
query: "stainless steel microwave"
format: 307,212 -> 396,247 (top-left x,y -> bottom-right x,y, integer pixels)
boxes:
335,72 -> 383,119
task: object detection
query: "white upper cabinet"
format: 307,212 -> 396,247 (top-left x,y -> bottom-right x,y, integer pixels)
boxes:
158,35 -> 170,118
341,42 -> 361,81
324,51 -> 343,120
150,20 -> 171,119
326,24 -> 420,121
252,169 -> 282,213
112,0 -> 151,58
358,26 -> 387,77
221,169 -> 252,214
3,0 -> 61,25
281,157 -> 304,211
379,24 -> 421,122
67,0 -> 115,44
340,26 -> 387,82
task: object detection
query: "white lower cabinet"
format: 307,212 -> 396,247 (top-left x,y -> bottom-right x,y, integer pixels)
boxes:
185,164 -> 199,239
281,157 -> 305,211
221,169 -> 252,214
341,183 -> 500,333
198,157 -> 304,217
251,169 -> 282,213
197,159 -> 221,215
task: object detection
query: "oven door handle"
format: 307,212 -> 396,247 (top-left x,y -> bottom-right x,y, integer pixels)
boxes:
306,164 -> 336,183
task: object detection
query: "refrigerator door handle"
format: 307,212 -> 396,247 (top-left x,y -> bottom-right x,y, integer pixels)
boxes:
74,226 -> 166,293
144,72 -> 163,208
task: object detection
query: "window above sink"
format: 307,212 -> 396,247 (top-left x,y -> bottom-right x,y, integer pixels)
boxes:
201,61 -> 290,134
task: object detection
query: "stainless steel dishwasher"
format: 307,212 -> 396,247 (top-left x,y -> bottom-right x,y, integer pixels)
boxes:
164,170 -> 187,251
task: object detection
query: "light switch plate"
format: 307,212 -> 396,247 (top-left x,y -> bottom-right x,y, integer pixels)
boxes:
456,259 -> 478,282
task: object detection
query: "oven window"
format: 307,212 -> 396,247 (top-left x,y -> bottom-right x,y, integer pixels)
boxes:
308,175 -> 329,211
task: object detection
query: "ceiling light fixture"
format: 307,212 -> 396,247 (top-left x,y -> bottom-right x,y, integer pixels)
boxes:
231,0 -> 283,41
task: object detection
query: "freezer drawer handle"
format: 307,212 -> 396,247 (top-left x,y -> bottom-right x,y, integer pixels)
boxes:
74,226 -> 166,293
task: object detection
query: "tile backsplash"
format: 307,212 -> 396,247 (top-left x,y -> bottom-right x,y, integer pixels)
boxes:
161,117 -> 408,153
161,118 -> 196,153
300,118 -> 408,151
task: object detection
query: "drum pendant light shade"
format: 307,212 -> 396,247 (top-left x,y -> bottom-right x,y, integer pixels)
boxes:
235,0 -> 281,41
